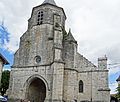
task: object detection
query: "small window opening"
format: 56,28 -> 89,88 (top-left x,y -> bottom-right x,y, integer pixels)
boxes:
79,80 -> 84,93
37,11 -> 44,25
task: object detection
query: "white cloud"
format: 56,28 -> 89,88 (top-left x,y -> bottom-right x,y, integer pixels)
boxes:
109,67 -> 120,76
0,0 -> 120,59
109,82 -> 118,94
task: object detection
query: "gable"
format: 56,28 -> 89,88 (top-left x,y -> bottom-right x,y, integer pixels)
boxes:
76,52 -> 97,71
0,53 -> 9,65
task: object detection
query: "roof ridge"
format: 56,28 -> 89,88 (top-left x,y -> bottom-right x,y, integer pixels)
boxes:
116,75 -> 120,81
0,53 -> 9,64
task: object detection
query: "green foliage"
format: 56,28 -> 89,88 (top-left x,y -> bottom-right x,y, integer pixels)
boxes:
116,84 -> 120,99
0,70 -> 10,96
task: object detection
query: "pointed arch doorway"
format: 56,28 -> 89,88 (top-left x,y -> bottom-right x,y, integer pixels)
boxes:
26,77 -> 46,102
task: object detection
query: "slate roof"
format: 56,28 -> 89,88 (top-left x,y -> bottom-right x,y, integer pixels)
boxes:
65,29 -> 77,43
42,0 -> 56,6
116,75 -> 120,81
0,53 -> 9,65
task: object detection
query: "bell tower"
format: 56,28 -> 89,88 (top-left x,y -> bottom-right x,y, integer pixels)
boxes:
9,0 -> 67,102
13,0 -> 66,67
26,0 -> 67,101
28,0 -> 66,29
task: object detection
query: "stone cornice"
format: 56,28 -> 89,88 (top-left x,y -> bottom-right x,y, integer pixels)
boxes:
98,88 -> 110,91
64,68 -> 109,73
12,62 -> 54,68
12,60 -> 65,69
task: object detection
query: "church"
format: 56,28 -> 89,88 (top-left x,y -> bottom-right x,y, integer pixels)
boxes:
8,0 -> 110,102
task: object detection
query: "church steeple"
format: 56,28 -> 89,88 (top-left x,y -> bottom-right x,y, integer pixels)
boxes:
68,29 -> 76,41
42,0 -> 56,6
28,0 -> 66,29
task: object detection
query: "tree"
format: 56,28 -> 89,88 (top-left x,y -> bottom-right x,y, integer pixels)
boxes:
116,84 -> 120,100
0,70 -> 10,96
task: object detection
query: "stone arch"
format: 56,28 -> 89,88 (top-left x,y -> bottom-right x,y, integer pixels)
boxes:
24,74 -> 50,90
23,74 -> 50,101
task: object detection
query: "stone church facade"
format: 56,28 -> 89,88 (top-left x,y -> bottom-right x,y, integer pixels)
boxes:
8,0 -> 110,102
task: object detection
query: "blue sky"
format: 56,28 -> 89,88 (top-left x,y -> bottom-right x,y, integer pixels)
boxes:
0,49 -> 14,69
0,0 -> 120,94
0,23 -> 14,69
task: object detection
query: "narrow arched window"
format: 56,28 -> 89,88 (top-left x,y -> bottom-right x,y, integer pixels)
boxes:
37,11 -> 43,25
79,80 -> 83,93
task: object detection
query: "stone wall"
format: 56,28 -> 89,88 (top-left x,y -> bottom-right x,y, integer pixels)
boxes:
13,24 -> 54,67
62,51 -> 110,102
78,66 -> 110,101
63,70 -> 78,101
9,65 -> 52,100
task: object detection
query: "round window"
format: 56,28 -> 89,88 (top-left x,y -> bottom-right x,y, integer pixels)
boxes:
35,56 -> 41,64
